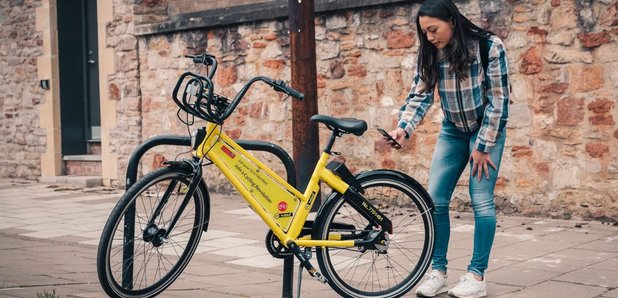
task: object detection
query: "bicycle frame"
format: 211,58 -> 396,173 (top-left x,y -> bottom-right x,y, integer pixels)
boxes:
195,122 -> 356,249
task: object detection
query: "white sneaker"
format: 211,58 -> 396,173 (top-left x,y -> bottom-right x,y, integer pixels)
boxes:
448,272 -> 487,298
416,270 -> 448,297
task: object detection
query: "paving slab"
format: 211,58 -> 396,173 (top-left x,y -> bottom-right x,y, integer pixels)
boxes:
487,266 -> 562,287
603,288 -> 618,298
500,280 -> 606,298
545,248 -> 618,262
1,179 -> 617,297
512,255 -> 592,273
553,267 -> 618,288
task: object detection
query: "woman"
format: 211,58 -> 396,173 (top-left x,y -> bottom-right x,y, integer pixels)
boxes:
385,0 -> 509,297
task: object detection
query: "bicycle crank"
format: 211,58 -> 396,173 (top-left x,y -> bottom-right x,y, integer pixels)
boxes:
265,229 -> 293,259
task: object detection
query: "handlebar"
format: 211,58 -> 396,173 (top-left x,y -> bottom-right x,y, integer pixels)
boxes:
185,54 -> 218,79
172,53 -> 304,124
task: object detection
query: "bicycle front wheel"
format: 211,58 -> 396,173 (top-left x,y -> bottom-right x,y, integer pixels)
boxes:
314,170 -> 435,298
97,166 -> 208,298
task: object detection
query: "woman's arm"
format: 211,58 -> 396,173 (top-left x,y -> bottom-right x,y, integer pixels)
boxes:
396,67 -> 435,139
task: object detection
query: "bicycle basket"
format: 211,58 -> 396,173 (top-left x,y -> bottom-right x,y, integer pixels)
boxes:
172,72 -> 225,123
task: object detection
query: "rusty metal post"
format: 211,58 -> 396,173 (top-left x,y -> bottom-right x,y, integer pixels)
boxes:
288,0 -> 319,194
285,1 -> 319,297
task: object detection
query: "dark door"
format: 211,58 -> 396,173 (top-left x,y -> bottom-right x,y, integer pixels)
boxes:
57,0 -> 100,155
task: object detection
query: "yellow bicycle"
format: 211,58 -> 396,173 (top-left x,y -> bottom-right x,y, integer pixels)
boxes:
97,53 -> 435,298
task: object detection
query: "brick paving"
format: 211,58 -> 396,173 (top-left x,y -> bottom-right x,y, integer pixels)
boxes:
0,179 -> 616,297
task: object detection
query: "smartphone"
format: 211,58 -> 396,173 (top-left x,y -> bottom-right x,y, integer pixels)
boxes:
377,128 -> 402,149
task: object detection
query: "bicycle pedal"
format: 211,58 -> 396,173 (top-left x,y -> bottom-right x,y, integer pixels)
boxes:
313,271 -> 328,283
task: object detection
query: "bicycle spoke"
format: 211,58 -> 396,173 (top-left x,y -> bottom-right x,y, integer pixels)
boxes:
99,169 -> 205,296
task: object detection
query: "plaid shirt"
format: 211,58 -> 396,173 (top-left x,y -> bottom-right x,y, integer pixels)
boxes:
397,35 -> 510,152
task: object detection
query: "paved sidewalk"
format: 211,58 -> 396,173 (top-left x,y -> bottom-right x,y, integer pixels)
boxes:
0,178 -> 617,298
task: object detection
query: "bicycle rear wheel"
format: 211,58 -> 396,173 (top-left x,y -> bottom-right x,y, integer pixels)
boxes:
314,170 -> 434,298
97,166 -> 208,298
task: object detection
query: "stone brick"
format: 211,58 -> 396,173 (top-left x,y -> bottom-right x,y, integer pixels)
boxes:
152,153 -> 166,170
577,31 -> 612,48
329,60 -> 345,79
550,1 -> 578,30
347,64 -> 367,77
527,26 -> 548,42
533,95 -> 556,114
110,83 -> 119,101
587,98 -> 614,114
118,35 -> 137,51
262,59 -> 285,70
589,114 -> 615,125
547,31 -> 575,45
385,30 -> 414,49
214,65 -> 237,87
264,33 -> 277,41
541,83 -> 568,94
374,139 -> 391,154
261,42 -> 282,59
381,158 -> 396,169
508,104 -> 532,128
318,40 -> 340,60
543,46 -> 593,64
557,97 -> 585,126
568,65 -> 605,93
511,146 -> 533,158
325,15 -> 347,29
520,47 -> 543,74
252,41 -> 266,48
317,73 -> 327,88
585,142 -> 610,158
249,102 -> 263,118
534,162 -> 550,176
227,128 -> 241,139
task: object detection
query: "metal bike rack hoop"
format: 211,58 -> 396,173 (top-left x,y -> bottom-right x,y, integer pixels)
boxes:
123,135 -> 297,297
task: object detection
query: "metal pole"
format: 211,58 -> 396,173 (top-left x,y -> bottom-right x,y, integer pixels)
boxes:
288,0 -> 319,195
287,1 -> 319,296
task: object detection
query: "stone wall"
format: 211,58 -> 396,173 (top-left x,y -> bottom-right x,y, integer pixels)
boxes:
0,0 -> 46,179
127,0 -> 618,221
3,0 -> 616,221
169,0 -> 273,15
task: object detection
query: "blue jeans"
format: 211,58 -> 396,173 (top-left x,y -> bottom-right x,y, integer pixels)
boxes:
428,120 -> 506,277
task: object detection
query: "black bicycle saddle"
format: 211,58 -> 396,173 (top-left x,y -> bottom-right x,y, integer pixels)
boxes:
310,115 -> 368,136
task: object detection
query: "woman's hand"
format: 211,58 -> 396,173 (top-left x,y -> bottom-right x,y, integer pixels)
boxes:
470,149 -> 496,181
385,128 -> 407,150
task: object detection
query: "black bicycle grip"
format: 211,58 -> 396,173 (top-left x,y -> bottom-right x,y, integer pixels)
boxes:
284,85 -> 304,100
273,79 -> 304,100
184,54 -> 215,66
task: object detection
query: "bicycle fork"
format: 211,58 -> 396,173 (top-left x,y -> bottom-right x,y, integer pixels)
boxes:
143,160 -> 203,246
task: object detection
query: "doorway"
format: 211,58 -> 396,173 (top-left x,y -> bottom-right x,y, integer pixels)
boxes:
57,0 -> 101,155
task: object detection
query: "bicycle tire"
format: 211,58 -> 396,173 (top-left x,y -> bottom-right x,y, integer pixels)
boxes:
314,170 -> 435,298
97,166 -> 209,298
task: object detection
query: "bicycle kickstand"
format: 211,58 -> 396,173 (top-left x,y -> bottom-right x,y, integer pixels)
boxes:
296,261 -> 303,298
287,242 -> 327,284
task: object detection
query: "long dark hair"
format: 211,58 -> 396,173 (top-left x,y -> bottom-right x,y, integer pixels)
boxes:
416,0 -> 493,93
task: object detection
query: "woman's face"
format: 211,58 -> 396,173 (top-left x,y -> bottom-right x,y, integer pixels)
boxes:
418,16 -> 453,49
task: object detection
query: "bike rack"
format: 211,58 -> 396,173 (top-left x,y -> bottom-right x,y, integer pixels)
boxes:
123,135 -> 297,297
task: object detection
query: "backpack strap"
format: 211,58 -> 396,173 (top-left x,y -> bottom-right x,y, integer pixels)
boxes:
477,36 -> 491,128
479,36 -> 490,89
479,35 -> 511,93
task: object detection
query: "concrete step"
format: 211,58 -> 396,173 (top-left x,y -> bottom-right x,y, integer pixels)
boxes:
38,175 -> 103,188
63,155 -> 102,176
